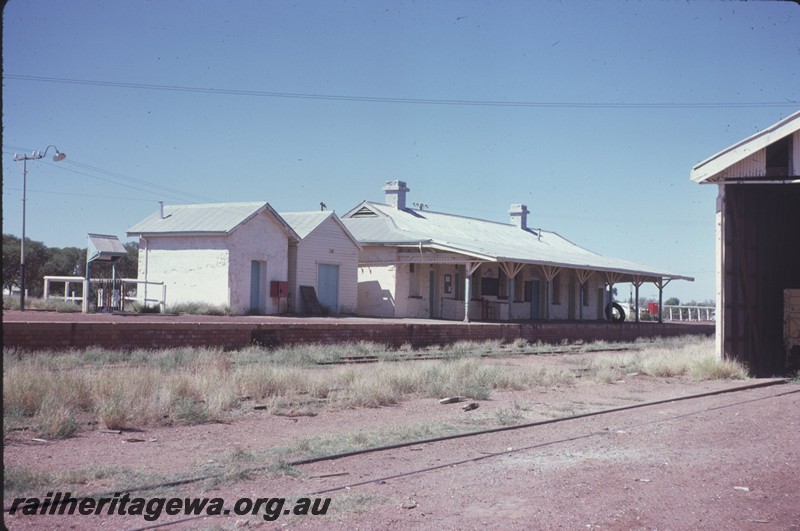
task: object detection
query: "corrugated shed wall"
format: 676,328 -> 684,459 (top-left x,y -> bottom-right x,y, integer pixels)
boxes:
720,148 -> 766,179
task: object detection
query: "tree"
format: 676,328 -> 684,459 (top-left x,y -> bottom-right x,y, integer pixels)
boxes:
22,240 -> 53,297
665,297 -> 680,306
2,234 -> 21,294
2,235 -> 137,299
42,246 -> 86,295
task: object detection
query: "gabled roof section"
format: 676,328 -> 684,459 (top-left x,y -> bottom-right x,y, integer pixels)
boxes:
342,201 -> 692,281
280,211 -> 362,248
127,202 -> 299,241
87,234 -> 127,262
691,110 -> 800,183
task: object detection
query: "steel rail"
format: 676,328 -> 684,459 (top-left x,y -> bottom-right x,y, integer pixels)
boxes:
127,381 -> 799,531
5,379 -> 795,528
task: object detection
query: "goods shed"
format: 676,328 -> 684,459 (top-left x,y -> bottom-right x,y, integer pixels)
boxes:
691,110 -> 800,376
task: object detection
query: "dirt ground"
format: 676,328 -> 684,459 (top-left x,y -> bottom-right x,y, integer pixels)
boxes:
4,345 -> 799,530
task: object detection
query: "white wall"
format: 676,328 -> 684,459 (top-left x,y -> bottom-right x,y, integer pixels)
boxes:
356,265 -> 397,317
136,210 -> 290,314
137,236 -> 230,308
292,217 -> 360,314
227,211 -> 289,314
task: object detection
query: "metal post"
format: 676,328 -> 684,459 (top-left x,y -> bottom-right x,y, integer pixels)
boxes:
14,146 -> 66,311
658,280 -> 664,323
84,258 -> 91,313
20,157 -> 27,311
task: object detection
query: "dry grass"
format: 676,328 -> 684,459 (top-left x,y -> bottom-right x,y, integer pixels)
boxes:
4,336 -> 734,439
3,295 -> 81,312
586,337 -> 748,382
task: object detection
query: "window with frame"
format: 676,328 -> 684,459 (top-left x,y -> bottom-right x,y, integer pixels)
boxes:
581,282 -> 590,306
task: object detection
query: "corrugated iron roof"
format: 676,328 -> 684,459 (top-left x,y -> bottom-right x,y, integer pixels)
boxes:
690,110 -> 800,183
281,211 -> 362,248
87,233 -> 127,262
342,202 -> 691,281
127,202 -> 299,242
280,211 -> 333,239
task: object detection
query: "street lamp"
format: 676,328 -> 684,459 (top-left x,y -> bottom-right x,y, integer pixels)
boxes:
13,145 -> 67,311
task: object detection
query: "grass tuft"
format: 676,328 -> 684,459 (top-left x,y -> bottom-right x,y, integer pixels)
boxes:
586,338 -> 747,382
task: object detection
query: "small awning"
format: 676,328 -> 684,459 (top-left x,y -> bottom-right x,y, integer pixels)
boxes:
87,233 -> 127,263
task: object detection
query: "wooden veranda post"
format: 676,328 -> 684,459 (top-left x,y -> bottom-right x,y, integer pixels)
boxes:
631,275 -> 646,323
500,262 -> 525,321
574,270 -> 593,321
539,265 -> 561,321
653,277 -> 672,324
463,262 -> 482,323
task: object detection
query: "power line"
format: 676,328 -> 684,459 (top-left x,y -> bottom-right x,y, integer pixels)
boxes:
64,160 -> 217,202
6,74 -> 798,109
2,186 -> 158,203
4,148 -> 217,203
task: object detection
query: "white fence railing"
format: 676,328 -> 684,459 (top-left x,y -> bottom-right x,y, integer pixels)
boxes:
662,305 -> 715,322
43,276 -> 166,313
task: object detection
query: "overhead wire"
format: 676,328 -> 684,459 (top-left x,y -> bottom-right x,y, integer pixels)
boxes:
3,147 -> 217,204
6,74 -> 799,109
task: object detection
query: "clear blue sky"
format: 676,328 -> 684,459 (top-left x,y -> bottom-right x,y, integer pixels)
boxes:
3,0 -> 798,303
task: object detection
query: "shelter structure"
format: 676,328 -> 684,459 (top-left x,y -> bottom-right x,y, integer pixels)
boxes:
84,233 -> 128,312
341,181 -> 691,322
127,202 -> 298,315
280,211 -> 361,315
691,110 -> 800,376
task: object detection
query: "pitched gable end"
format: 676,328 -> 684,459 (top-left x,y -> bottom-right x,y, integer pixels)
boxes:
350,206 -> 379,218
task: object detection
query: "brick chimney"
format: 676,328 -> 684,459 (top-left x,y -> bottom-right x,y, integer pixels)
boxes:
509,203 -> 529,229
383,180 -> 410,209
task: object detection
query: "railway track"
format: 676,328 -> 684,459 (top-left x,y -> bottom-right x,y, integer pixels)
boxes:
9,378 -> 796,530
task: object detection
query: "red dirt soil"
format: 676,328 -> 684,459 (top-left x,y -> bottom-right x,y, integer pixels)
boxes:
4,351 -> 798,530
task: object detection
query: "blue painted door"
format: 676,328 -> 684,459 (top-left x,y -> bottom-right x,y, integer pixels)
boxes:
429,270 -> 438,318
318,264 -> 339,313
250,260 -> 261,311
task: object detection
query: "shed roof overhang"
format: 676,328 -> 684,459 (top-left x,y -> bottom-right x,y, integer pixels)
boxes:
691,110 -> 800,184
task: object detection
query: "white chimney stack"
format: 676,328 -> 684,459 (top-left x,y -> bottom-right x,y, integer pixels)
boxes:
159,201 -> 165,220
509,203 -> 529,230
383,180 -> 410,209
